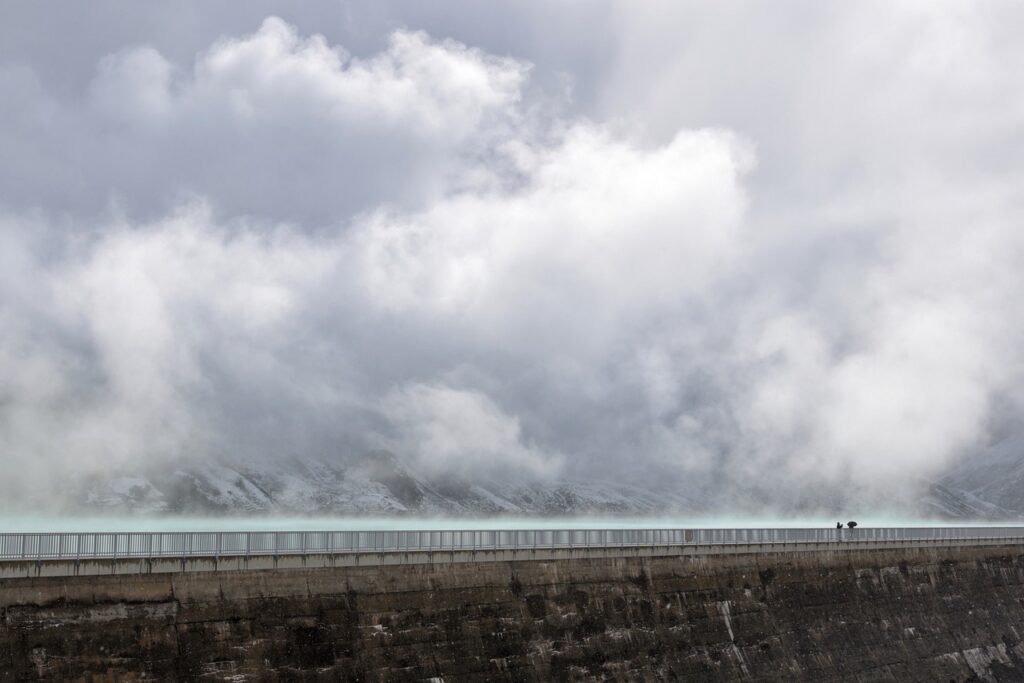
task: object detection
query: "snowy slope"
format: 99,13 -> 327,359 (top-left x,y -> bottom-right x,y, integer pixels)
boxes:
939,434 -> 1024,515
78,452 -> 702,517
75,445 -> 1024,519
918,482 -> 1014,519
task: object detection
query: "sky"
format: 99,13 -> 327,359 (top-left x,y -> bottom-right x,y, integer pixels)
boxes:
2,2 -> 1024,510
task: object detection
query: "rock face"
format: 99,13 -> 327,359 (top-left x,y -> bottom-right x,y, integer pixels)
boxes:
4,546 -> 1024,680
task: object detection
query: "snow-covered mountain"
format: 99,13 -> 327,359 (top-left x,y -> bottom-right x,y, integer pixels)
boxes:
78,451 -> 702,517
937,434 -> 1024,516
918,482 -> 1014,519
73,442 -> 1024,520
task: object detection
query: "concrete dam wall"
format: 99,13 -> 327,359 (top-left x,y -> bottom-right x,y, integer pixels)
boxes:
3,544 -> 1024,681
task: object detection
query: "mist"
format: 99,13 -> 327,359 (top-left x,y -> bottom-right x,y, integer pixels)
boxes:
2,3 -> 1024,516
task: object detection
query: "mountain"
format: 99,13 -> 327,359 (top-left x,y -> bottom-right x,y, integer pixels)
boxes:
937,434 -> 1024,517
73,442 -> 1024,520
918,482 -> 1014,519
77,452 -> 702,517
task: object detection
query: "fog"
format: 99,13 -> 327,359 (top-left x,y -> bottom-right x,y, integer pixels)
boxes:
0,515 -> 991,535
2,3 -> 1024,515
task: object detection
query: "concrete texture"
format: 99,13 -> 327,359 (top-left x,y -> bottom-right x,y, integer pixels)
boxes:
3,544 -> 1024,680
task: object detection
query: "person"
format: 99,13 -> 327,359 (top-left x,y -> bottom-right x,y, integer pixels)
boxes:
836,522 -> 842,529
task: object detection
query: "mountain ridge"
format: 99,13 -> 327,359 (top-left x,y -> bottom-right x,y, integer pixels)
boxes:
73,447 -> 1024,521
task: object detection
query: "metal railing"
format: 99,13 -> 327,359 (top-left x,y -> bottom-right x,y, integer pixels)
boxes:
1,526 -> 1022,562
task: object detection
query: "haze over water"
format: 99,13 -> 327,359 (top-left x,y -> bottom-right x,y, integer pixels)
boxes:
0,516 -> 1007,535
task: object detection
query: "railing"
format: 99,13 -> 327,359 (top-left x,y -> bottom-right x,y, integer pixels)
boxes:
1,527 -> 1022,562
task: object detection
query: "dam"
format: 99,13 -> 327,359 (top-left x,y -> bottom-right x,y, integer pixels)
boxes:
3,526 -> 1024,680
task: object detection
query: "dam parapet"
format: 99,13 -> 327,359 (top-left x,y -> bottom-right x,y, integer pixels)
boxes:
3,533 -> 1024,680
2,525 -> 1022,578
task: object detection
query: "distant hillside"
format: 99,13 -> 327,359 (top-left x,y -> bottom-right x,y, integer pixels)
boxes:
78,452 -> 703,518
937,434 -> 1024,517
69,443 -> 1024,520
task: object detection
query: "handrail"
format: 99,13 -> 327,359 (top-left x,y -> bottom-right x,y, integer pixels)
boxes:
1,526 -> 1024,562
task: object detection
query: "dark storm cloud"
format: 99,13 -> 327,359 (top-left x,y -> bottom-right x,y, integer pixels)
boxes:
2,2 -> 1024,510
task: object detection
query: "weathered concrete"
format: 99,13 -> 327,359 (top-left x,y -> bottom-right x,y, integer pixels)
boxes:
4,544 -> 1024,681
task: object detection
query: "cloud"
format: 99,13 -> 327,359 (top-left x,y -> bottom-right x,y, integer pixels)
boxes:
1,17 -> 527,224
0,80 -> 751,496
0,204 -> 338,499
379,383 -> 563,480
2,7 -> 1024,513
354,125 -> 752,351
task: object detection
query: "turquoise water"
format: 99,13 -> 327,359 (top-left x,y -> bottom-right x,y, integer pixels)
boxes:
1,514 -> 1016,534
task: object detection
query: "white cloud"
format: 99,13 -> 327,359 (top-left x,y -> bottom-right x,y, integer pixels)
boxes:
2,7 -> 1024,511
380,382 -> 563,480
0,204 -> 337,498
1,17 -> 528,223
355,125 -> 752,353
187,18 -> 524,136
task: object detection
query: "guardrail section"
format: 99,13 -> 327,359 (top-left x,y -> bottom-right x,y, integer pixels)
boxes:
2,527 -> 1023,562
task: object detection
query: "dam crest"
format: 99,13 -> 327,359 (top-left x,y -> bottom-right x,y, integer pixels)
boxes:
2,526 -> 1024,681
